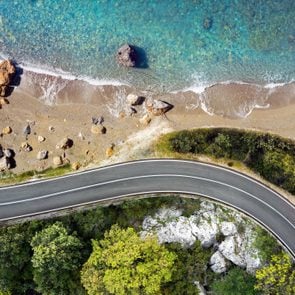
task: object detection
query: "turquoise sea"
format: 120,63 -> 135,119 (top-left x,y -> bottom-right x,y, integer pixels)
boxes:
0,0 -> 294,92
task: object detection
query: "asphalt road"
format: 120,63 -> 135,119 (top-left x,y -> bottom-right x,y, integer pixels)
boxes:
0,159 -> 294,257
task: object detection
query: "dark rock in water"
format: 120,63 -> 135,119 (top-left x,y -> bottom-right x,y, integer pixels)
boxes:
203,17 -> 213,30
92,116 -> 104,125
116,44 -> 136,67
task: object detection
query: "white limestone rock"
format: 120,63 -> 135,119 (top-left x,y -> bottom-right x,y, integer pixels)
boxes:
220,222 -> 237,236
190,215 -> 218,248
210,251 -> 227,273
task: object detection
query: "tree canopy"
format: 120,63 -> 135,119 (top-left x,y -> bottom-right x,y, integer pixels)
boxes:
31,222 -> 83,295
81,225 -> 176,295
255,253 -> 295,295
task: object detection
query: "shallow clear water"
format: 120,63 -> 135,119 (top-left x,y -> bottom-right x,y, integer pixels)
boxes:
0,0 -> 294,91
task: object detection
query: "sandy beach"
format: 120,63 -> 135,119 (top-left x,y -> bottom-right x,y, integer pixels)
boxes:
0,69 -> 295,176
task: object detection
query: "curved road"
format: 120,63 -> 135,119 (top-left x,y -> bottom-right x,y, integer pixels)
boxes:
0,159 -> 294,257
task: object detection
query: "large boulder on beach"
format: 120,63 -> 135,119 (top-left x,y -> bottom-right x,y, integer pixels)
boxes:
0,60 -> 15,76
56,137 -> 73,149
0,60 -> 15,97
145,98 -> 173,116
116,44 -> 136,67
0,156 -> 11,171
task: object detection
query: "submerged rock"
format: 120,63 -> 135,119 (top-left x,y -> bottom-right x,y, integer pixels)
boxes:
116,44 -> 136,67
203,17 -> 213,30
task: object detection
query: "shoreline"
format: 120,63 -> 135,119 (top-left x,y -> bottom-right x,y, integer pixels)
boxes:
0,65 -> 295,177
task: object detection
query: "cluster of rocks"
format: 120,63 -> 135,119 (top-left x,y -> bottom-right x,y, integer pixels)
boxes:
0,60 -> 15,97
0,145 -> 15,171
141,201 -> 262,275
117,93 -> 173,126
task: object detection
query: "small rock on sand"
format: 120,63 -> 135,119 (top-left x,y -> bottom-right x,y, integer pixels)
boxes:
21,142 -> 32,152
2,126 -> 12,135
139,114 -> 151,125
106,144 -> 115,158
38,135 -> 46,142
53,156 -> 63,166
91,124 -> 106,134
56,137 -> 73,149
37,150 -> 48,160
72,162 -> 81,170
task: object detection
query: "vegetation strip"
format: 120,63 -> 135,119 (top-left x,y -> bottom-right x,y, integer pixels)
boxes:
155,128 -> 295,195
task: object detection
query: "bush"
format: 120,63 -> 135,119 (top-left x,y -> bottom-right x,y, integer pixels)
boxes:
212,267 -> 258,295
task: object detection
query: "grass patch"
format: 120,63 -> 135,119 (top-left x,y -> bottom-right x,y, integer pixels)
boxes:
0,164 -> 72,186
154,128 -> 295,195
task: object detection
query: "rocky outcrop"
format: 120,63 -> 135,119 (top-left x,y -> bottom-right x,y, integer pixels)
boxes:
116,44 -> 136,67
141,200 -> 262,274
220,221 -> 237,236
145,98 -> 173,116
56,137 -> 73,149
210,251 -> 227,273
0,60 -> 16,97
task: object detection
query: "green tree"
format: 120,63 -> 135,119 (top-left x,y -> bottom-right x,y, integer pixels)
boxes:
31,222 -> 83,295
162,241 -> 212,294
255,253 -> 295,295
212,267 -> 257,295
0,221 -> 42,294
81,225 -> 176,295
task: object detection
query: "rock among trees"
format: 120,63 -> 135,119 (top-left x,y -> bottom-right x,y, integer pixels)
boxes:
0,60 -> 15,97
116,44 -> 137,67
